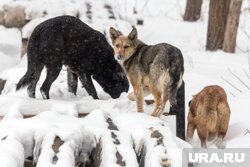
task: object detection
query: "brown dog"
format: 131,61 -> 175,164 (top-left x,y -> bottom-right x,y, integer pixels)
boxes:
109,27 -> 184,117
187,85 -> 230,148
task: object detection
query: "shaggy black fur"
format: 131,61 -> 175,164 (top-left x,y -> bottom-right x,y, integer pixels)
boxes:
16,15 -> 129,99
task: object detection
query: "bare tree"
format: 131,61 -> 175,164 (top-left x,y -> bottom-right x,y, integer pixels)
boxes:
223,0 -> 243,53
206,0 -> 231,51
183,0 -> 203,21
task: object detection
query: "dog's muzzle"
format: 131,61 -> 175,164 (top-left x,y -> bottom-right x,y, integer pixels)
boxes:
116,55 -> 123,61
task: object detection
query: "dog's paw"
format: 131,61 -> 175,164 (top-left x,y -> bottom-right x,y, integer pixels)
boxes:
151,111 -> 159,117
215,138 -> 226,149
128,92 -> 136,101
186,137 -> 193,143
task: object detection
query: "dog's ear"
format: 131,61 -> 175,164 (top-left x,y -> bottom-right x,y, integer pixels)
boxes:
109,27 -> 122,42
128,27 -> 137,40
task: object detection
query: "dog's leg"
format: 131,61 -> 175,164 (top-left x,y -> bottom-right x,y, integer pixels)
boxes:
157,93 -> 169,117
216,101 -> 230,149
215,137 -> 226,149
40,66 -> 62,99
79,73 -> 98,99
67,68 -> 78,95
208,132 -> 216,141
187,111 -> 196,143
197,126 -> 208,148
149,86 -> 162,117
27,65 -> 43,98
186,123 -> 196,143
134,83 -> 143,112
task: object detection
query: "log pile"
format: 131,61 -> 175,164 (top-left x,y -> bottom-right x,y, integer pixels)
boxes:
0,110 -> 187,167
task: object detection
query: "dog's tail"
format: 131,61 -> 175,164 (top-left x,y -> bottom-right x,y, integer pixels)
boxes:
16,37 -> 42,91
159,70 -> 182,107
203,95 -> 218,132
16,68 -> 35,91
170,72 -> 183,106
164,48 -> 184,106
165,66 -> 184,107
192,98 -> 217,134
16,61 -> 43,91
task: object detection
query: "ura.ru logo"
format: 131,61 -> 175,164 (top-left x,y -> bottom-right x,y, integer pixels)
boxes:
189,152 -> 245,163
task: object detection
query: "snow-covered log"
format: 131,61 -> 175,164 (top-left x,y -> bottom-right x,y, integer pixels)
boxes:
0,136 -> 25,167
144,128 -> 170,167
90,116 -> 138,167
104,4 -> 116,20
0,106 -> 189,167
51,136 -> 65,163
91,130 -> 138,167
35,134 -> 76,167
0,95 -> 188,167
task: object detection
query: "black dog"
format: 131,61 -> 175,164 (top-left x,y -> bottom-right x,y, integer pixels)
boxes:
16,15 -> 129,99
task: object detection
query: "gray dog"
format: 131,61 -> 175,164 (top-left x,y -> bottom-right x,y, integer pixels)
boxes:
110,27 -> 184,117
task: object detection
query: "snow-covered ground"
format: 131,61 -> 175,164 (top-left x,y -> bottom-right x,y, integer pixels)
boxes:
0,0 -> 250,166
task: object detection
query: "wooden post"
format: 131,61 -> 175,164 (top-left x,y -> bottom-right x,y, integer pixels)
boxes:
223,0 -> 243,53
206,0 -> 231,51
169,81 -> 185,140
183,0 -> 203,21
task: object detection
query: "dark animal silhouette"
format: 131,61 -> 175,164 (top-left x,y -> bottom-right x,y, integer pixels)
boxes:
16,15 -> 129,99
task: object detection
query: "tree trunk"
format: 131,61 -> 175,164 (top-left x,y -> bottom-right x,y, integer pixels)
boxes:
223,0 -> 243,53
183,0 -> 203,21
206,0 -> 231,51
